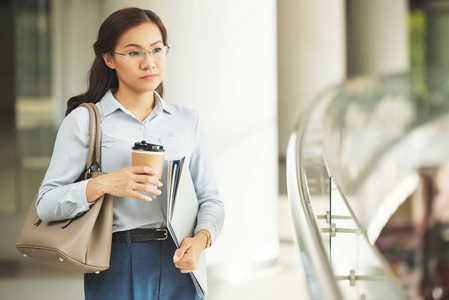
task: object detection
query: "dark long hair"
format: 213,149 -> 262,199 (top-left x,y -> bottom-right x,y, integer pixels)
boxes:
65,7 -> 168,115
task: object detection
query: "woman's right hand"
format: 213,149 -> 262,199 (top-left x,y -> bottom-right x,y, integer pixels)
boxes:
86,166 -> 162,203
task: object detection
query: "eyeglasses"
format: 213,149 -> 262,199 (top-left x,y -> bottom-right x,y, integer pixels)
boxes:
112,45 -> 170,61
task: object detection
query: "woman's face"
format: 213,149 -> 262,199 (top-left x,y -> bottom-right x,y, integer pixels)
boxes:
103,22 -> 167,96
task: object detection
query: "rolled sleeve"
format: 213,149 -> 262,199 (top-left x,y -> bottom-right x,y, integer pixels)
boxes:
194,199 -> 225,243
190,114 -> 225,242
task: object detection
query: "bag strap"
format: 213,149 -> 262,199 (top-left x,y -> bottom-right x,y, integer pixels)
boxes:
78,103 -> 101,176
33,103 -> 101,227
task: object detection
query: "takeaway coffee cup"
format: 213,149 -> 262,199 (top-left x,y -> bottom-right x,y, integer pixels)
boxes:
132,140 -> 165,189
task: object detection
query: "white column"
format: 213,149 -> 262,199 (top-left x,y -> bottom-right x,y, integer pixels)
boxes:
277,0 -> 346,186
52,0 -> 102,125
347,0 -> 409,76
103,0 -> 279,280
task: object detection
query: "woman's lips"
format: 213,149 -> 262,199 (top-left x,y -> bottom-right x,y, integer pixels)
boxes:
141,74 -> 157,80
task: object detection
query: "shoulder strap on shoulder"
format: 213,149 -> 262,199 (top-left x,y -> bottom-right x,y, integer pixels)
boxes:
78,103 -> 102,175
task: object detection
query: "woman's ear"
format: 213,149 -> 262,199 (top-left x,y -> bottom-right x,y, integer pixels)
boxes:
102,53 -> 116,69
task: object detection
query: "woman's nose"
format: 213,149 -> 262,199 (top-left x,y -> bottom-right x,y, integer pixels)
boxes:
141,52 -> 156,69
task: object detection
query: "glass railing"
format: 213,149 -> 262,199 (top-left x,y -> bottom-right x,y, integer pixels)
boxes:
287,71 -> 449,299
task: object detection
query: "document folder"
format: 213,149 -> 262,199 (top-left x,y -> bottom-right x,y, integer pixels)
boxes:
162,157 -> 207,298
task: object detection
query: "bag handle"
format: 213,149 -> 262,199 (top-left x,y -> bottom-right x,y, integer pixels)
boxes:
79,103 -> 101,175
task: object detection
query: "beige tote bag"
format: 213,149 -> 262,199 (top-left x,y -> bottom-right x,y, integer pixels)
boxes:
16,103 -> 113,273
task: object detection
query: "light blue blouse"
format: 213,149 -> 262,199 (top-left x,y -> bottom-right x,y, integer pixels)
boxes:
36,90 -> 224,241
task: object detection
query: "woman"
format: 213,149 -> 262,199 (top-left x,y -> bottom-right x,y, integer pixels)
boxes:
36,7 -> 224,300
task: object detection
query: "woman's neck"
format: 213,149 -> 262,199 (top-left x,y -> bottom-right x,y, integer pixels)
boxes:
113,89 -> 155,122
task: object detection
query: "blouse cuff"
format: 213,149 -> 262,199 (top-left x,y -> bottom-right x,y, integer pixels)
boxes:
76,179 -> 91,212
194,223 -> 216,245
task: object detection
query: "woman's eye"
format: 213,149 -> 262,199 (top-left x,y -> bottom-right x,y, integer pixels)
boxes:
127,51 -> 141,56
152,47 -> 162,53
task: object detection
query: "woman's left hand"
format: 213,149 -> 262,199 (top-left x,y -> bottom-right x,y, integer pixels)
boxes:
173,232 -> 208,273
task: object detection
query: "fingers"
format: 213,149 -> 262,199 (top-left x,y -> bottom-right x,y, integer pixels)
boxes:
131,168 -> 163,199
173,240 -> 191,262
101,166 -> 163,201
174,255 -> 198,273
179,267 -> 195,273
131,165 -> 160,176
129,190 -> 153,202
134,183 -> 162,197
135,174 -> 163,188
174,255 -> 197,273
173,239 -> 199,273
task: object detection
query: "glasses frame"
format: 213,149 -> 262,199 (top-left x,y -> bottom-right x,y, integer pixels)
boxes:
112,45 -> 170,61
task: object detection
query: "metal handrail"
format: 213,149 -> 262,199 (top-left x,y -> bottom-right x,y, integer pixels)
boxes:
286,77 -> 409,299
287,125 -> 343,299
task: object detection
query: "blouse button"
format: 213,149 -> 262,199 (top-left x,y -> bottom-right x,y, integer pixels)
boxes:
81,204 -> 87,210
156,224 -> 161,228
140,125 -> 146,131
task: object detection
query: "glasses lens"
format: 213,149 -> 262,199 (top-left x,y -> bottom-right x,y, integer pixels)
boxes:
125,51 -> 143,61
124,47 -> 168,61
152,49 -> 163,60
153,46 -> 168,59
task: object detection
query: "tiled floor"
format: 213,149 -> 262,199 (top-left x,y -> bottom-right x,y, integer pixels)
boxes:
0,196 -> 311,300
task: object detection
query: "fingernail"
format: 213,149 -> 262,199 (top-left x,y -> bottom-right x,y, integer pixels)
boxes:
146,196 -> 152,201
158,181 -> 163,187
173,255 -> 179,261
156,190 -> 162,195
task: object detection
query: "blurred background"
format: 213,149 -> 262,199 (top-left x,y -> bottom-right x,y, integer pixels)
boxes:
0,0 -> 446,299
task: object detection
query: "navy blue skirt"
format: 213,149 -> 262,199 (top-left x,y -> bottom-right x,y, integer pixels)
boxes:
84,231 -> 202,300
